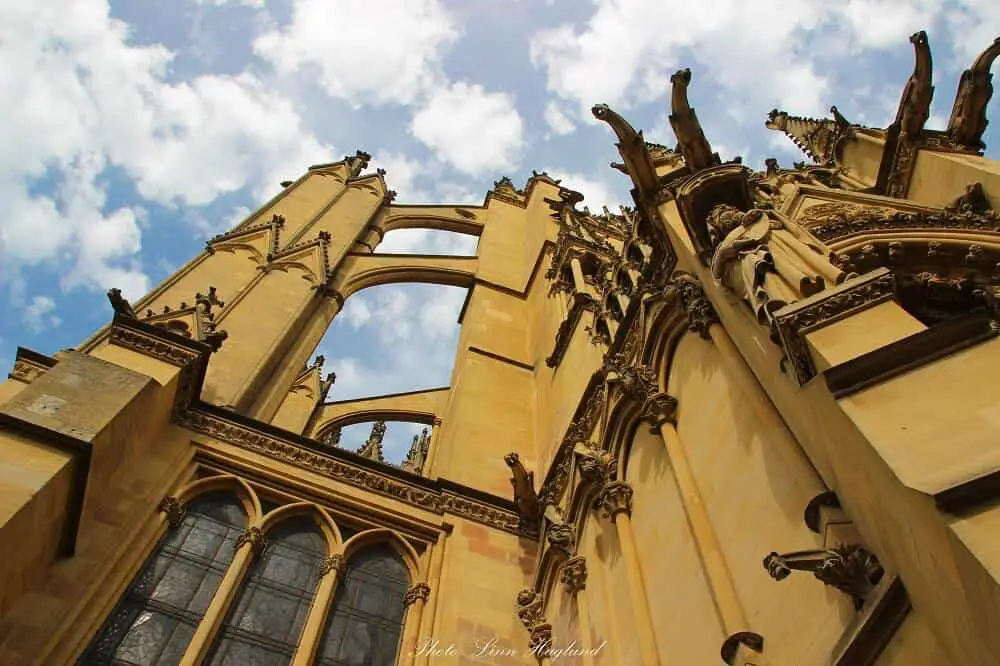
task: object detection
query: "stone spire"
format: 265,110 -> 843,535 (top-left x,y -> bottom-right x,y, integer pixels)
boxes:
765,107 -> 852,165
320,426 -> 342,448
400,427 -> 431,475
357,421 -> 386,462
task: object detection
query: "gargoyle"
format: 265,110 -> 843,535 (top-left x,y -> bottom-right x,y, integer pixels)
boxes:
668,68 -> 719,172
895,31 -> 934,138
947,37 -> 1000,151
763,543 -> 884,610
107,288 -> 137,318
591,103 -> 660,197
505,453 -> 542,526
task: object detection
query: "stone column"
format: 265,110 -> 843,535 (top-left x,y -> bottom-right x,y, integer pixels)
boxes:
398,582 -> 431,666
292,553 -> 345,666
570,257 -> 588,294
179,526 -> 266,666
561,556 -> 596,666
414,528 -> 449,666
656,419 -> 749,635
596,481 -> 661,666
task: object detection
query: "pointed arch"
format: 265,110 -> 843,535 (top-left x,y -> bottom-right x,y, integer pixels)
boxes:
260,501 -> 344,549
177,474 -> 262,524
342,528 -> 422,582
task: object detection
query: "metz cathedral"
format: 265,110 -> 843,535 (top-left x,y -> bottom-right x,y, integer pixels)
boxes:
3,30 -> 1000,666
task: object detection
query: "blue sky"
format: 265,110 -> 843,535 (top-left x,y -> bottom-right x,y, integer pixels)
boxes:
1,0 -> 998,462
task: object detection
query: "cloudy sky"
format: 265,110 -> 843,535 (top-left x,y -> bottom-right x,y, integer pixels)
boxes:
1,0 -> 998,462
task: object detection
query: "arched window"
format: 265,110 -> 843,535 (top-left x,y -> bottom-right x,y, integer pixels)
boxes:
206,516 -> 327,665
316,544 -> 410,666
77,491 -> 246,665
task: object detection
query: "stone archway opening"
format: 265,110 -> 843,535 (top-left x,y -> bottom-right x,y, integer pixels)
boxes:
320,419 -> 433,469
376,228 -> 479,255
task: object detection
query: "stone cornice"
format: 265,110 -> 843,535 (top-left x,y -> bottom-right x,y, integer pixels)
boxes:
773,269 -> 897,385
107,314 -> 214,418
8,346 -> 57,383
178,404 -> 536,538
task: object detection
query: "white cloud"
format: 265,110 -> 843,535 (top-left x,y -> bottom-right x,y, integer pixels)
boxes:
544,100 -> 576,135
318,285 -> 466,406
0,0 -> 332,303
254,0 -> 458,107
376,229 -> 478,255
410,82 -> 525,175
531,1 -> 835,120
22,296 -> 62,334
542,169 -> 627,212
370,153 -> 426,202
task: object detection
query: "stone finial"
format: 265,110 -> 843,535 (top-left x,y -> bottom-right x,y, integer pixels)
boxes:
357,421 -> 387,462
597,480 -> 634,519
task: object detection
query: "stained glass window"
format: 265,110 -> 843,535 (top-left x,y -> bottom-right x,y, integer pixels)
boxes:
77,492 -> 246,666
316,544 -> 410,666
205,516 -> 327,666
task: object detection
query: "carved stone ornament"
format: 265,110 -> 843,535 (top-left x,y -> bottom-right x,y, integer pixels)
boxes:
763,543 -> 884,609
516,588 -> 546,631
560,556 -> 588,594
543,504 -> 576,557
946,37 -> 1000,151
176,411 -> 534,538
490,176 -> 527,208
319,553 -> 345,577
640,392 -> 679,432
798,199 -> 1000,246
236,526 -> 267,556
885,31 -> 934,198
528,624 -> 554,657
157,496 -> 186,529
404,582 -> 431,607
505,452 -> 542,529
672,272 -> 720,339
573,441 -> 617,487
107,288 -> 137,318
596,480 -> 634,519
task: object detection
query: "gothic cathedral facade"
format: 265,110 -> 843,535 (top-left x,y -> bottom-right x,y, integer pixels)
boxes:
2,31 -> 1000,666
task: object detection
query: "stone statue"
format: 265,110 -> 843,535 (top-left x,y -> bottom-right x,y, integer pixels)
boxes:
708,204 -> 847,325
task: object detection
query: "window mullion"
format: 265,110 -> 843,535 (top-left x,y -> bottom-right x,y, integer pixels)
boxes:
291,550 -> 346,666
176,525 -> 260,666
